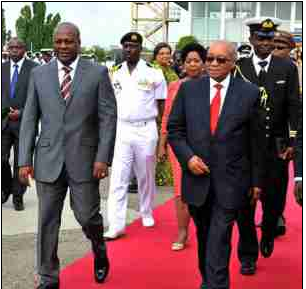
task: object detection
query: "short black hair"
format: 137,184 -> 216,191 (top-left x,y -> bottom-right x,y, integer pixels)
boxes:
181,43 -> 207,63
153,42 -> 172,60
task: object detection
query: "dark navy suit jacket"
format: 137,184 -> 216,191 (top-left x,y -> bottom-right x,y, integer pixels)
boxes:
167,75 -> 264,209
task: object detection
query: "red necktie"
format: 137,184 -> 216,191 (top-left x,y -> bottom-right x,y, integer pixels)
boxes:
210,83 -> 223,134
61,66 -> 72,100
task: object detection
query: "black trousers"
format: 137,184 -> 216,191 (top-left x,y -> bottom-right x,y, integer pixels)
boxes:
237,155 -> 289,262
1,126 -> 26,198
189,193 -> 238,289
2,159 -> 12,196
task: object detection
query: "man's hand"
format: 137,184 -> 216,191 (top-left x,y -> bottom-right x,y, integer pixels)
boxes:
93,162 -> 108,179
8,107 -> 20,121
248,187 -> 262,206
294,181 -> 302,206
19,166 -> 34,186
187,155 -> 210,176
279,147 -> 294,160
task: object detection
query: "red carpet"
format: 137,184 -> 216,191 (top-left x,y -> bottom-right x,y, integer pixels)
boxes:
60,163 -> 302,288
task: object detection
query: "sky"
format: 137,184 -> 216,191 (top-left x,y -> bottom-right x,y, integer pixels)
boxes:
2,1 -> 190,49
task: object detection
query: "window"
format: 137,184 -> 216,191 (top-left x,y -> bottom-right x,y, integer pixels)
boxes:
277,2 -> 291,20
192,2 -> 205,17
208,2 -> 221,18
261,2 -> 276,17
225,2 -> 256,18
296,2 -> 302,20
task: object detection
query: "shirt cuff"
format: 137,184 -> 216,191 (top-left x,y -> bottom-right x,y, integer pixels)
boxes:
294,177 -> 302,182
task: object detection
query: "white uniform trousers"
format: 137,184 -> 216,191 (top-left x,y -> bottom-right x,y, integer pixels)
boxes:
107,119 -> 158,232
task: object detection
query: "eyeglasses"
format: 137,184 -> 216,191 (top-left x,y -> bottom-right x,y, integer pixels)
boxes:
206,56 -> 230,65
274,46 -> 290,50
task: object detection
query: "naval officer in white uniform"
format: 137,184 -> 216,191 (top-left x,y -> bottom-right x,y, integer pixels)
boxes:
104,32 -> 167,240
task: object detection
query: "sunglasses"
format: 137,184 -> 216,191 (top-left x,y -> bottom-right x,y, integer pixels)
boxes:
274,46 -> 290,50
206,56 -> 230,64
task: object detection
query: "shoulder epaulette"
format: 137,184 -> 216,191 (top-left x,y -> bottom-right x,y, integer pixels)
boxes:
109,63 -> 122,74
146,62 -> 154,68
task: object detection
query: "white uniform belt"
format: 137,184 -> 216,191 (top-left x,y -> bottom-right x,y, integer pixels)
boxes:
118,118 -> 155,127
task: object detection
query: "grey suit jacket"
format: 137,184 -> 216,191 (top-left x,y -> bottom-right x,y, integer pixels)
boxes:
18,58 -> 117,183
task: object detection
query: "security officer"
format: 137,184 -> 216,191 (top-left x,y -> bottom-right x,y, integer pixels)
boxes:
104,32 -> 167,240
273,30 -> 296,60
40,48 -> 54,64
234,18 -> 300,275
237,44 -> 252,59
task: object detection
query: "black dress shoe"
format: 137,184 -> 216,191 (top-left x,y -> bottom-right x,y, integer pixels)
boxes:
275,216 -> 286,237
37,282 -> 59,289
92,241 -> 110,283
260,235 -> 274,258
13,200 -> 25,211
2,191 -> 10,204
240,261 -> 257,275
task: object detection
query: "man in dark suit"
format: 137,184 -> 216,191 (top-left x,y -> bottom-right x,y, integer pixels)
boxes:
1,37 -> 39,210
18,22 -> 117,289
235,18 -> 300,272
167,40 -> 264,289
293,104 -> 302,206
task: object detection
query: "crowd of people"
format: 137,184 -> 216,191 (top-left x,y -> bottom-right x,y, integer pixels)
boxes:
1,15 -> 302,289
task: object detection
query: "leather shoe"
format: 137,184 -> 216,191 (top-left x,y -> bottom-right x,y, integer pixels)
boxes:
240,261 -> 257,275
37,282 -> 59,289
275,216 -> 286,237
92,241 -> 110,283
13,200 -> 24,211
1,191 -> 10,204
260,235 -> 274,258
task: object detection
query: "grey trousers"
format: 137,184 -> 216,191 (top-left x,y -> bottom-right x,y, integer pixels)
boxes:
36,166 -> 103,284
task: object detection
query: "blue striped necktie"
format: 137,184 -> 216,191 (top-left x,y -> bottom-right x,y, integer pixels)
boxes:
10,64 -> 19,99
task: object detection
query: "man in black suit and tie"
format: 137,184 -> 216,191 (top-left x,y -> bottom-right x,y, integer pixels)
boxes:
1,37 -> 39,210
235,18 -> 300,273
167,40 -> 264,289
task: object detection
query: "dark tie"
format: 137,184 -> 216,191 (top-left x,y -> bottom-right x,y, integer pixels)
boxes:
210,83 -> 223,134
258,61 -> 268,86
60,66 -> 72,101
10,64 -> 19,99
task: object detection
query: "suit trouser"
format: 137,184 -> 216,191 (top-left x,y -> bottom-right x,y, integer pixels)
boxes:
107,119 -> 158,232
237,156 -> 289,262
2,126 -> 26,197
189,194 -> 237,289
36,165 -> 103,284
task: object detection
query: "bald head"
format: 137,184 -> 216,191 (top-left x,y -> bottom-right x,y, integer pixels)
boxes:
209,40 -> 237,62
206,40 -> 237,82
7,37 -> 26,63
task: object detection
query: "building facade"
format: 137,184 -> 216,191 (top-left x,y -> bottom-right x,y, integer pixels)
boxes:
189,2 -> 302,46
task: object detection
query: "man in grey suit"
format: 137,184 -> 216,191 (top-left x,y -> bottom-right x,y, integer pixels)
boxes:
18,22 -> 117,289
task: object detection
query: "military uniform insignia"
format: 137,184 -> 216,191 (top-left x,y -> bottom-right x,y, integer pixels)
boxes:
131,34 -> 138,41
261,19 -> 274,29
113,80 -> 122,95
259,87 -> 269,108
137,78 -> 154,91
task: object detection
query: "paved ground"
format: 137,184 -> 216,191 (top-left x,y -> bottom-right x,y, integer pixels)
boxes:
2,175 -> 173,289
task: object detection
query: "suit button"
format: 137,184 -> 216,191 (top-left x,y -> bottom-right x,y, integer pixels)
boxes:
266,107 -> 270,111
266,116 -> 270,120
266,134 -> 270,138
266,126 -> 270,129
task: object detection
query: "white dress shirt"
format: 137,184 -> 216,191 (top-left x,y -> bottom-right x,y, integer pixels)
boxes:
209,74 -> 231,116
252,53 -> 272,76
111,58 -> 167,122
57,56 -> 80,85
10,57 -> 25,81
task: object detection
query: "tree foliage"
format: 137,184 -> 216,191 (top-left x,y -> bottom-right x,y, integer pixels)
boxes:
81,45 -> 106,63
15,2 -> 61,51
176,35 -> 198,51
